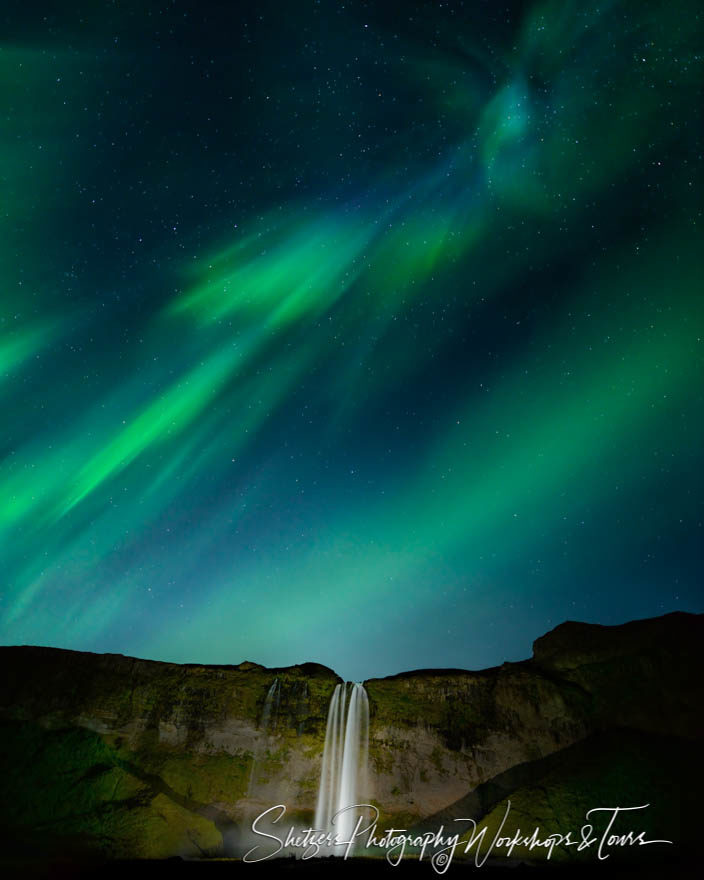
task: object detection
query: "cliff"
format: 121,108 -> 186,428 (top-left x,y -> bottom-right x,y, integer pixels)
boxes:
0,611 -> 701,864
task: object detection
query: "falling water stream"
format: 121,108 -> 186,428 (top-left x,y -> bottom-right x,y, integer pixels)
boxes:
259,678 -> 280,731
314,682 -> 369,847
247,677 -> 280,797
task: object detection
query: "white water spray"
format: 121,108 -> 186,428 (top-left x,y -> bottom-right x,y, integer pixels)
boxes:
314,682 -> 369,847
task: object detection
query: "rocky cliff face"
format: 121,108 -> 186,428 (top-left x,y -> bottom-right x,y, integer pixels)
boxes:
0,651 -> 339,859
0,611 -> 701,862
365,611 -> 704,827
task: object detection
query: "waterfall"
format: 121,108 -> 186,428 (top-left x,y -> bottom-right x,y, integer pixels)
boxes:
314,682 -> 369,848
247,678 -> 280,797
258,678 -> 280,731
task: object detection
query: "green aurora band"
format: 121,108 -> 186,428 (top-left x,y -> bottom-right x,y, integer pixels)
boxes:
0,0 -> 701,677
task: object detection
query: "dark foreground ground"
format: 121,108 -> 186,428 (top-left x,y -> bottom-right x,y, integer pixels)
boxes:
0,853 -> 697,880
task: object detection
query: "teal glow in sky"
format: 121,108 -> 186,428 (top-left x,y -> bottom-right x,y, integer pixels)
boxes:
0,0 -> 702,679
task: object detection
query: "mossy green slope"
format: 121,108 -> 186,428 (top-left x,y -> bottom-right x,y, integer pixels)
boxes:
0,719 -> 221,859
468,728 -> 700,865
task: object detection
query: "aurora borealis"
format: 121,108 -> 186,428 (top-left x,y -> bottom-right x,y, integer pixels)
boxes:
0,0 -> 701,680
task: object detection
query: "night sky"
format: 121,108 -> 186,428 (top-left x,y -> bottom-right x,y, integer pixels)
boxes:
1,0 -> 702,681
